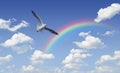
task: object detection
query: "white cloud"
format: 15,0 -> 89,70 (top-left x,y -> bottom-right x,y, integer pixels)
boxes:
8,20 -> 29,32
89,65 -> 113,73
79,31 -> 90,37
22,65 -> 35,73
118,62 -> 120,66
94,3 -> 120,22
0,64 -> 16,73
0,18 -> 29,31
0,18 -> 11,29
12,45 -> 34,54
96,50 -> 120,64
54,67 -> 66,73
96,66 -> 113,72
62,49 -> 91,69
21,66 -> 63,73
74,32 -> 105,49
103,30 -> 114,36
0,55 -> 13,64
2,32 -> 33,47
30,50 -> 54,64
1,33 -> 33,54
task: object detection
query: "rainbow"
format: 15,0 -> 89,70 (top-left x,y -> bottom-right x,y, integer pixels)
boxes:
42,20 -> 110,52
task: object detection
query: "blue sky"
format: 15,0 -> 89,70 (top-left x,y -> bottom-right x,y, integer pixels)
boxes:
0,0 -> 120,73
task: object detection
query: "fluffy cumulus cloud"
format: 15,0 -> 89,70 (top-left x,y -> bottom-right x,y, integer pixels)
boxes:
1,33 -> 33,54
94,3 -> 120,22
89,65 -> 113,73
2,32 -> 33,47
74,32 -> 105,49
103,30 -> 115,36
0,65 -> 16,73
12,45 -> 34,54
21,65 -> 63,73
0,55 -> 13,64
21,65 -> 35,73
62,49 -> 91,69
30,50 -> 54,64
96,50 -> 120,64
0,18 -> 29,31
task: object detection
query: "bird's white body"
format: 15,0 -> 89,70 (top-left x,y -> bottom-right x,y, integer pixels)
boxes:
37,24 -> 46,32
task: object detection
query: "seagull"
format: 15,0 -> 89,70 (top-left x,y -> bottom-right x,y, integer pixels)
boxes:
32,10 -> 58,35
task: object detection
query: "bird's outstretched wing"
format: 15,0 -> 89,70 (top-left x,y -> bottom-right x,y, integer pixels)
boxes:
32,10 -> 43,24
45,27 -> 58,35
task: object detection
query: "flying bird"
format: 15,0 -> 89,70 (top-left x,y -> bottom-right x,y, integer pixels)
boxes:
32,10 -> 58,35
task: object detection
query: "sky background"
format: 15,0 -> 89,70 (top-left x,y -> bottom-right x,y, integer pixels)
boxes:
0,0 -> 120,73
